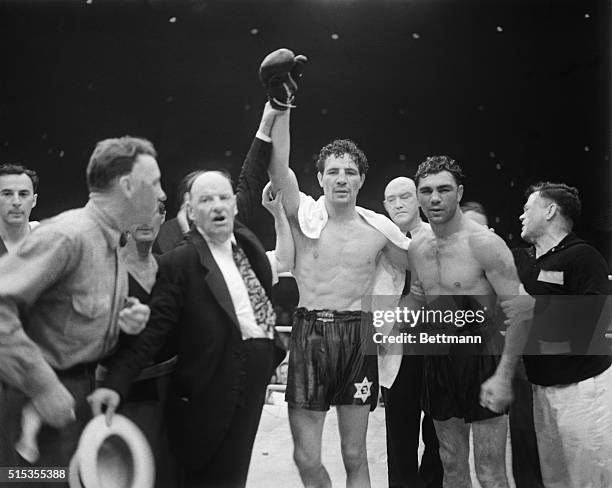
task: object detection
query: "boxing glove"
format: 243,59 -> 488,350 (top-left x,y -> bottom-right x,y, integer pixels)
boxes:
259,48 -> 308,110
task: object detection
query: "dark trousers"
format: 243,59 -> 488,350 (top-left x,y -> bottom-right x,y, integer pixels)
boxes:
181,339 -> 274,488
382,355 -> 443,488
0,370 -> 95,488
509,363 -> 544,488
120,374 -> 176,488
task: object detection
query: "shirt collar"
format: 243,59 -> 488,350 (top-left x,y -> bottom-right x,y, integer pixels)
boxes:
197,226 -> 236,251
530,232 -> 578,261
84,200 -> 123,250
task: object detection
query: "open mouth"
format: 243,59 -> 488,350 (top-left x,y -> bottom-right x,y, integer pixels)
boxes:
213,215 -> 226,223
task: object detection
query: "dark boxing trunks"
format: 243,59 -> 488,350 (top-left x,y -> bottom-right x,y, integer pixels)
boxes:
420,296 -> 505,423
286,308 -> 379,411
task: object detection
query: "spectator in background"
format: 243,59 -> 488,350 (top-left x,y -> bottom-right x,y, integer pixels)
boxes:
153,170 -> 202,254
460,201 -> 488,227
0,163 -> 40,468
382,176 -> 443,488
101,197 -> 176,487
0,164 -> 40,255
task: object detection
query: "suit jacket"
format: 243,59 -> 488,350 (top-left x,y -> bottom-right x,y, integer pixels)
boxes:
103,136 -> 277,470
104,225 -> 274,469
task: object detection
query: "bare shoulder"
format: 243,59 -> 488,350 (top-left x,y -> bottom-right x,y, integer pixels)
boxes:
411,222 -> 433,239
466,221 -> 513,268
355,215 -> 391,247
408,224 -> 433,254
468,221 -> 505,249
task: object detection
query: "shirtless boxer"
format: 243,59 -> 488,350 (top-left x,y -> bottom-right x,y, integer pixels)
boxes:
406,156 -> 525,488
268,110 -> 409,488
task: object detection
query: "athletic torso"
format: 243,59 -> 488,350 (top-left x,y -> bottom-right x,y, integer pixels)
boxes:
409,222 -> 497,311
292,213 -> 388,311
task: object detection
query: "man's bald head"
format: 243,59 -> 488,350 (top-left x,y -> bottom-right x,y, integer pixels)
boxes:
187,171 -> 237,244
383,177 -> 420,233
384,177 -> 416,197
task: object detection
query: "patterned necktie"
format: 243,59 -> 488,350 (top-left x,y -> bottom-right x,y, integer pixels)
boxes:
232,244 -> 276,338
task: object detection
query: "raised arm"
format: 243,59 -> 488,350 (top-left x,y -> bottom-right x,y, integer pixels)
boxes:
234,103 -> 277,225
268,105 -> 301,218
262,185 -> 295,274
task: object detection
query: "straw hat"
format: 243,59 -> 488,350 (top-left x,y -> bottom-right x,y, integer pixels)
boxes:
68,414 -> 154,488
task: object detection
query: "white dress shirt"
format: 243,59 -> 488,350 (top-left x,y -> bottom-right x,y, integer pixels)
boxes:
200,230 -> 276,340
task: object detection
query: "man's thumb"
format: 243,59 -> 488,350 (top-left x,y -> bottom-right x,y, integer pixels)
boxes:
105,402 -> 117,427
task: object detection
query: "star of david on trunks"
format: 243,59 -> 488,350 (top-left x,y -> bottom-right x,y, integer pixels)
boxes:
353,377 -> 373,403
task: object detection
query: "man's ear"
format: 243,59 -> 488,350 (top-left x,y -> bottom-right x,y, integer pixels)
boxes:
31,194 -> 38,209
317,172 -> 323,188
186,200 -> 194,222
546,203 -> 558,221
118,174 -> 132,197
457,184 -> 464,203
359,173 -> 365,189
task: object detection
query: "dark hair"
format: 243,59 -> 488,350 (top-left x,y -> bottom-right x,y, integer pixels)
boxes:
461,201 -> 487,218
415,155 -> 464,187
526,181 -> 581,226
316,139 -> 368,175
86,136 -> 157,192
0,164 -> 39,193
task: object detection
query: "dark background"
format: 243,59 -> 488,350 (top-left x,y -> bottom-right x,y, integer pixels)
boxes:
0,0 -> 609,262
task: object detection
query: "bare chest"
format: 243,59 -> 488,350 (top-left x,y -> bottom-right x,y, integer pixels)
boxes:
296,220 -> 386,272
412,237 -> 491,295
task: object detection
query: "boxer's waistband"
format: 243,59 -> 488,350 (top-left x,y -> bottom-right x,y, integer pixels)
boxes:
295,308 -> 370,323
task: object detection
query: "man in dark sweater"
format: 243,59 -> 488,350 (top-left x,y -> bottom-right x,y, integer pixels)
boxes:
504,181 -> 611,487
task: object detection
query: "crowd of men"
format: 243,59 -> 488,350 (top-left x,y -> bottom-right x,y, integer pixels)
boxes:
0,50 -> 610,488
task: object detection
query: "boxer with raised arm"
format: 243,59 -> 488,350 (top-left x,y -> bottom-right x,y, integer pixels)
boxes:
265,78 -> 409,488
